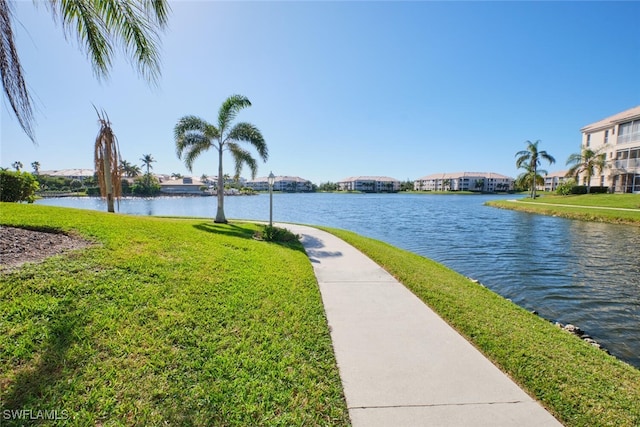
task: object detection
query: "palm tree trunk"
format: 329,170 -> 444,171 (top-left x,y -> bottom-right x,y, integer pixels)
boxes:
103,147 -> 115,213
531,165 -> 537,199
215,147 -> 227,223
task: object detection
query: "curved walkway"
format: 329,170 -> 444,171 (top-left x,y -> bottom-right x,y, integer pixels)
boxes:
283,223 -> 562,427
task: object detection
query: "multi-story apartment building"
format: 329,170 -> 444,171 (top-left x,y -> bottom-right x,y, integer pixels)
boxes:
542,170 -> 569,192
580,105 -> 640,193
338,176 -> 400,192
413,172 -> 513,192
246,175 -> 313,192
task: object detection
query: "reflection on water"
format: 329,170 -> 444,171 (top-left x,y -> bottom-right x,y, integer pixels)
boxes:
35,194 -> 640,368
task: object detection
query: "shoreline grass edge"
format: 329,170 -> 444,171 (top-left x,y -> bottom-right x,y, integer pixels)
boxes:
485,194 -> 640,226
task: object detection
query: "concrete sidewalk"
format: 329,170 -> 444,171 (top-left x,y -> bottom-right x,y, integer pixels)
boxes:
283,223 -> 563,427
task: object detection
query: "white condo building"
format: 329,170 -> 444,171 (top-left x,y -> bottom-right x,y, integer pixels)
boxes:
338,176 -> 400,193
543,170 -> 570,192
245,176 -> 313,192
580,105 -> 640,193
414,172 -> 513,192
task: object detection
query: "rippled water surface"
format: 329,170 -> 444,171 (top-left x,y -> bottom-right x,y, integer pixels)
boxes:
36,193 -> 640,368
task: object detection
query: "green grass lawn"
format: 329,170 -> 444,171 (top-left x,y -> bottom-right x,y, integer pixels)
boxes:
0,204 -> 349,426
487,194 -> 640,225
318,226 -> 640,427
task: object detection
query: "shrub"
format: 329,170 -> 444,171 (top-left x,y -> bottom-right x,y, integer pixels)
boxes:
571,185 -> 588,194
254,225 -> 300,243
588,186 -> 609,194
555,178 -> 576,195
86,187 -> 101,196
0,170 -> 39,203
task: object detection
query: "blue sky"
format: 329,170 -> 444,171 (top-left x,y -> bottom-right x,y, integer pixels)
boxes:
2,1 -> 639,184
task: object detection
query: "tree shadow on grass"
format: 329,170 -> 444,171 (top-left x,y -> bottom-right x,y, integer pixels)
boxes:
192,222 -> 256,240
1,298 -> 83,419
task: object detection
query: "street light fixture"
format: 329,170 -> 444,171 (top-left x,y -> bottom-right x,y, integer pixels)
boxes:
268,171 -> 275,227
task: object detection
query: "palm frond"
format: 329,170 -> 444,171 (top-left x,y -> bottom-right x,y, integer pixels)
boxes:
228,142 -> 258,179
46,0 -> 113,81
93,107 -> 122,211
226,122 -> 268,161
181,135 -> 213,171
0,0 -> 36,142
174,116 -> 219,165
218,94 -> 251,132
46,0 -> 168,84
539,150 -> 556,165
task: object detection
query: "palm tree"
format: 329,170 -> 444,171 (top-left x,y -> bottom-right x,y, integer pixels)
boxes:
12,161 -> 22,171
94,109 -> 121,213
119,160 -> 141,177
171,172 -> 183,179
515,140 -> 555,198
516,165 -> 547,194
30,161 -> 40,174
174,94 -> 267,223
565,148 -> 607,193
140,154 -> 155,174
1,0 -> 169,143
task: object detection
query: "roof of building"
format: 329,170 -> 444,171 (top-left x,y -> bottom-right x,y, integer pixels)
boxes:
339,176 -> 399,182
581,105 -> 640,133
247,175 -> 310,183
159,178 -> 206,186
39,169 -> 95,177
544,170 -> 569,178
416,172 -> 513,180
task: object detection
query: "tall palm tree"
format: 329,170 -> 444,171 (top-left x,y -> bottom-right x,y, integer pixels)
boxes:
1,0 -> 170,143
565,148 -> 607,193
12,161 -> 22,171
30,161 -> 40,174
94,109 -> 121,213
174,94 -> 268,223
140,154 -> 156,175
515,140 -> 555,198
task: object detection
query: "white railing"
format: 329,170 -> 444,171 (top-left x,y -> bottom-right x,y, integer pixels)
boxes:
617,132 -> 640,145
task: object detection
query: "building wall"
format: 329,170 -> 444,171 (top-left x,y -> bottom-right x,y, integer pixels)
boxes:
245,176 -> 313,192
580,105 -> 640,193
414,172 -> 513,192
337,176 -> 400,192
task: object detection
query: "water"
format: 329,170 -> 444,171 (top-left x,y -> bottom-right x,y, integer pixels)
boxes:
36,193 -> 640,368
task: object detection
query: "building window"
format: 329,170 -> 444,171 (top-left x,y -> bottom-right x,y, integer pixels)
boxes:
605,130 -> 609,144
586,134 -> 591,147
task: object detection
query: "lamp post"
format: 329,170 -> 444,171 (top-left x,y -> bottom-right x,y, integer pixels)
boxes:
268,171 -> 275,227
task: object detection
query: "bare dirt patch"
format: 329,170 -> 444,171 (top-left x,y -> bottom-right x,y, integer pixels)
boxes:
0,226 -> 92,270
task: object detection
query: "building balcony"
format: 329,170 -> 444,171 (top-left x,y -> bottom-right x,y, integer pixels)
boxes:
617,132 -> 640,145
612,158 -> 640,171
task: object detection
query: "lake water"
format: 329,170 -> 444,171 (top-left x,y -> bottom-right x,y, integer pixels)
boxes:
36,193 -> 640,369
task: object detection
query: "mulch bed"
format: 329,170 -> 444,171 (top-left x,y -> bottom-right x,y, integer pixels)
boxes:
0,226 -> 92,270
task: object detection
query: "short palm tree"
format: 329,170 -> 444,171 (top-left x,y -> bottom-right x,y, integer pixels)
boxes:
1,0 -> 169,143
174,94 -> 268,223
515,140 -> 555,198
515,161 -> 547,194
119,160 -> 141,177
30,161 -> 40,174
94,109 -> 121,213
565,148 -> 607,193
12,161 -> 22,171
